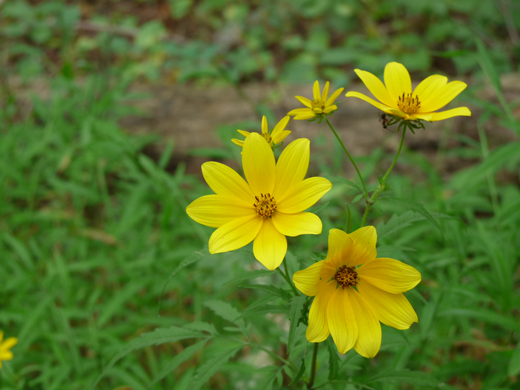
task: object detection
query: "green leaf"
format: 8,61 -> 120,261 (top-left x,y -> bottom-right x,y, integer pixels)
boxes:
221,270 -> 274,286
366,369 -> 446,388
439,308 -> 520,333
93,326 -> 206,387
288,359 -> 306,385
377,211 -> 459,240
508,347 -> 520,376
382,198 -> 445,237
287,296 -> 306,353
237,305 -> 288,319
204,300 -> 245,328
189,342 -> 243,390
148,339 -> 208,388
240,284 -> 292,301
327,339 -> 340,380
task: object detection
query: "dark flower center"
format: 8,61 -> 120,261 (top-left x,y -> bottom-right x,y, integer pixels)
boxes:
253,193 -> 277,218
334,265 -> 358,288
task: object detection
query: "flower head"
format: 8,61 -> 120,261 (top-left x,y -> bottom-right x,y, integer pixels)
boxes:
293,227 -> 421,358
187,133 -> 332,270
0,331 -> 18,368
232,116 -> 291,148
345,62 -> 471,122
288,81 -> 344,120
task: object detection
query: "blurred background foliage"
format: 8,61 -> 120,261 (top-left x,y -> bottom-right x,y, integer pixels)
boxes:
1,0 -> 520,389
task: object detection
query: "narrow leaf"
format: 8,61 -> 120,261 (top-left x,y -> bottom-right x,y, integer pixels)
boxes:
204,300 -> 245,328
287,296 -> 306,353
508,347 -> 520,376
221,270 -> 273,286
189,344 -> 242,390
288,359 -> 306,385
240,284 -> 292,301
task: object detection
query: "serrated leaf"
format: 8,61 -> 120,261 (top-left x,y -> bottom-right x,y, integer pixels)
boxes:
327,339 -> 340,380
148,339 -> 208,388
184,321 -> 218,335
288,359 -> 306,385
240,284 -> 292,301
377,211 -> 459,240
439,308 -> 520,333
189,343 -> 243,390
287,296 -> 306,353
93,326 -> 205,387
204,300 -> 245,329
508,347 -> 520,376
221,270 -> 273,286
237,305 -> 288,319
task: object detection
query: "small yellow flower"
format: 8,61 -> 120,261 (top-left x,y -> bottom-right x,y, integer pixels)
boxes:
187,133 -> 332,270
232,116 -> 291,148
345,62 -> 471,122
288,81 -> 344,120
293,227 -> 421,358
0,331 -> 18,368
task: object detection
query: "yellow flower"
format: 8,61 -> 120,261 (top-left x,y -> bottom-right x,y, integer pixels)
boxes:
288,81 -> 344,120
232,116 -> 291,148
0,331 -> 18,368
293,227 -> 421,358
345,62 -> 471,122
187,133 -> 332,270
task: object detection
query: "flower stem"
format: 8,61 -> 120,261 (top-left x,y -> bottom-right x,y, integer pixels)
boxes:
308,343 -> 319,389
361,126 -> 407,227
325,118 -> 368,199
277,262 -> 299,296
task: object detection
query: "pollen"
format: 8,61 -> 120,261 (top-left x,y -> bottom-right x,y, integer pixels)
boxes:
253,193 -> 277,218
397,93 -> 421,114
334,265 -> 358,288
311,98 -> 325,113
262,133 -> 273,144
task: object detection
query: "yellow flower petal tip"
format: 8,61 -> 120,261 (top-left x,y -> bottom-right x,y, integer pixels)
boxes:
346,62 -> 471,124
288,81 -> 343,120
294,227 -> 421,357
0,332 -> 18,366
232,116 -> 291,148
187,135 -> 330,270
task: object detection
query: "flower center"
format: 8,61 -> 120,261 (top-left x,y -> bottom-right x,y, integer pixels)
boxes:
397,93 -> 421,114
311,98 -> 325,112
334,265 -> 358,288
262,132 -> 273,144
253,193 -> 277,218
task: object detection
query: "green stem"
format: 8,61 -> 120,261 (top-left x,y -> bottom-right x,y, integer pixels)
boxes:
325,118 -> 368,199
249,342 -> 295,369
308,343 -> 319,389
361,126 -> 407,227
277,263 -> 299,296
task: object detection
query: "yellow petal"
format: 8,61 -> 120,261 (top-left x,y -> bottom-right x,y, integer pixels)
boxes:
288,108 -> 312,116
357,279 -> 418,330
325,88 -> 344,107
294,112 -> 316,120
277,177 -> 332,214
273,138 -> 309,199
253,218 -> 287,270
325,228 -> 353,268
353,69 -> 394,107
384,62 -> 412,103
271,116 -> 290,139
261,116 -> 268,135
272,211 -> 322,237
0,351 -> 13,361
345,91 -> 391,111
295,96 -> 312,108
293,260 -> 326,296
237,129 -> 250,137
429,107 -> 472,122
350,290 -> 381,358
306,281 -> 336,342
358,258 -> 421,294
202,162 -> 255,206
231,139 -> 244,147
243,132 -> 275,195
322,81 -> 330,102
323,105 -> 337,114
186,195 -> 254,228
272,130 -> 291,145
209,214 -> 262,254
327,288 -> 358,354
407,113 -> 434,121
413,75 -> 447,111
313,80 -> 321,100
421,80 -> 467,112
0,337 -> 17,351
348,226 -> 377,266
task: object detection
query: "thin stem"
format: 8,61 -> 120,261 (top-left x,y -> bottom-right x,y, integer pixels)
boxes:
277,264 -> 299,296
249,342 -> 295,369
308,343 -> 319,389
361,127 -> 407,227
325,118 -> 368,199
